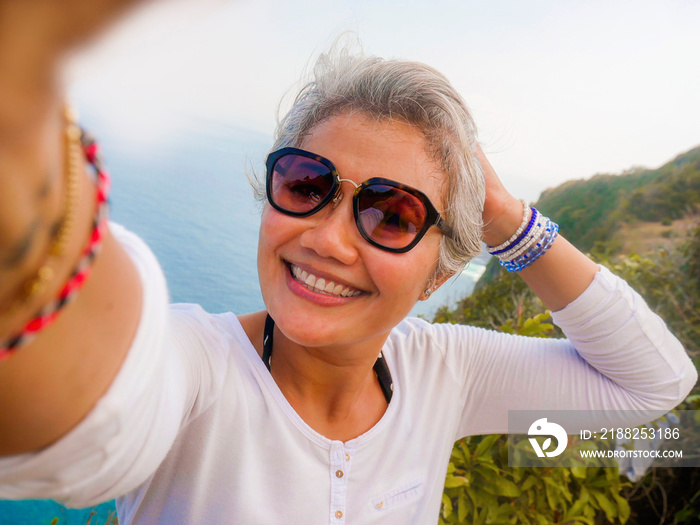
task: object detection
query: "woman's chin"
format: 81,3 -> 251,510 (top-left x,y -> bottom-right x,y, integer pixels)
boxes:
274,317 -> 346,348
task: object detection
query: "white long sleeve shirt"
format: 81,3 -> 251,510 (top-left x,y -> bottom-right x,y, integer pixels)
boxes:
0,223 -> 696,524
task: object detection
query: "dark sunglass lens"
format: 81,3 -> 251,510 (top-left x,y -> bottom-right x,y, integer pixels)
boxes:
271,154 -> 334,213
357,185 -> 427,249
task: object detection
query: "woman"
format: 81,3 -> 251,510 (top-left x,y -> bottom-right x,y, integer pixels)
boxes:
0,2 -> 696,524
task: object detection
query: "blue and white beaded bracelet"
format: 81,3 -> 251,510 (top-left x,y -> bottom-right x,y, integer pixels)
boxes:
500,218 -> 559,272
487,205 -> 559,273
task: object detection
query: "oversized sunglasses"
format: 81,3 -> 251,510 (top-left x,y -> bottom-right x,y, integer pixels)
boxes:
265,147 -> 453,253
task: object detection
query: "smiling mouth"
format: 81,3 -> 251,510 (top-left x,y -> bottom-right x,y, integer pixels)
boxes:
288,263 -> 363,297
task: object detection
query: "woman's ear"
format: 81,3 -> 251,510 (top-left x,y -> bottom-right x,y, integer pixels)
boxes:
419,271 -> 456,301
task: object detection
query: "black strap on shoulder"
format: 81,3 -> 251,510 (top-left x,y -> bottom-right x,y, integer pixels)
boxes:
262,313 -> 275,371
373,354 -> 393,404
262,313 -> 392,403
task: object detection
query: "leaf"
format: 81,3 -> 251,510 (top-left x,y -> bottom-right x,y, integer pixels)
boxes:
441,493 -> 453,519
444,475 -> 469,488
467,487 -> 498,519
484,498 -> 500,523
495,503 -> 517,520
458,493 -> 469,522
579,486 -> 590,503
542,438 -> 552,451
475,434 -> 501,457
510,466 -> 525,483
565,488 -> 591,522
567,518 -> 594,525
478,472 -> 521,497
458,443 -> 472,465
475,459 -> 500,471
544,482 -> 561,511
565,499 -> 588,521
520,475 -> 539,491
543,475 -> 573,503
591,490 -> 617,522
466,487 -> 480,507
614,494 -> 631,524
571,465 -> 587,479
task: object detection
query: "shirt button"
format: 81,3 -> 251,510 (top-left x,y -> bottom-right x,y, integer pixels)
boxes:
335,510 -> 343,519
336,469 -> 344,478
345,453 -> 350,461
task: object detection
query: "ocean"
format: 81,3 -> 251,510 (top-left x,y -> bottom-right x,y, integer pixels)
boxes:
0,115 -> 488,524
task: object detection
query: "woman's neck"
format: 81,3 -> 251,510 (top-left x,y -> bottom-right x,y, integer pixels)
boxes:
239,310 -> 390,441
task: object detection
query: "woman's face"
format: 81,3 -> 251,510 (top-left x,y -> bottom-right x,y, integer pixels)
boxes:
258,112 -> 449,350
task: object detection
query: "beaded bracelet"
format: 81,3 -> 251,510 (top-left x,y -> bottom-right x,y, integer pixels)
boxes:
500,217 -> 559,273
485,198 -> 559,272
0,131 -> 111,359
496,209 -> 544,261
490,208 -> 538,257
488,200 -> 530,254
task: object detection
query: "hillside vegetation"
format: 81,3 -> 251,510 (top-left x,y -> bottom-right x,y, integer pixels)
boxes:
536,145 -> 700,254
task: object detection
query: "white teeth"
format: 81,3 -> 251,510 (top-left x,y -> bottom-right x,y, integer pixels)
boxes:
289,263 -> 362,298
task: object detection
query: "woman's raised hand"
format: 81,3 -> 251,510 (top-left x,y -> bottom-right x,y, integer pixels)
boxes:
473,144 -> 599,311
474,144 -> 523,248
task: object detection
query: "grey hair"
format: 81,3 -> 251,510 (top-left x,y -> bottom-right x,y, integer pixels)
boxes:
251,47 -> 485,278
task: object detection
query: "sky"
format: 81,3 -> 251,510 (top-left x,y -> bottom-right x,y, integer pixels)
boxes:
69,0 -> 700,203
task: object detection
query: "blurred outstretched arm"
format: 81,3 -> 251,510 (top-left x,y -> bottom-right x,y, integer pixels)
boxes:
0,0 -> 148,455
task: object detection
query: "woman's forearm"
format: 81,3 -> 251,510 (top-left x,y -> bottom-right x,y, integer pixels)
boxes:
517,235 -> 600,312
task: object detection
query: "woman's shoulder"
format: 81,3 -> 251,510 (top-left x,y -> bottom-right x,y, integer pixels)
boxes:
388,316 -> 479,352
167,304 -> 257,362
110,222 -> 239,376
108,222 -> 166,305
387,317 -> 503,368
391,316 -> 481,338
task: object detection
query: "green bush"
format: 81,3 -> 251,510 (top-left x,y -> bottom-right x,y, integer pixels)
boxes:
441,433 -> 630,525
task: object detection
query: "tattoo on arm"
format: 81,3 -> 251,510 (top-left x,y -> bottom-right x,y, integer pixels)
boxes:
1,169 -> 59,269
2,219 -> 39,268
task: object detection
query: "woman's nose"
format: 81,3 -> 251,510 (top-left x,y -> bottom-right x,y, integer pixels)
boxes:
299,193 -> 360,265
